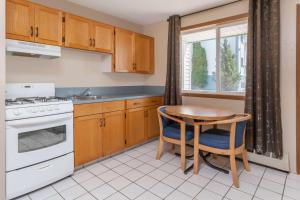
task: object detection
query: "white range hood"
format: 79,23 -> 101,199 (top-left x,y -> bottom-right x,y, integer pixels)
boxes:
6,39 -> 61,59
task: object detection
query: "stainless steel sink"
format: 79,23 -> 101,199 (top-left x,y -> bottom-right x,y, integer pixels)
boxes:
71,95 -> 98,100
71,95 -> 115,101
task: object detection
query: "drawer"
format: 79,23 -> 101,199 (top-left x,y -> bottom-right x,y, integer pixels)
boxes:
74,103 -> 102,117
6,153 -> 74,200
126,97 -> 163,109
102,100 -> 125,113
126,98 -> 147,109
145,96 -> 163,106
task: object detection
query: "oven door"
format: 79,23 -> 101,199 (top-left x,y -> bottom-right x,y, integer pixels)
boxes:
6,113 -> 73,171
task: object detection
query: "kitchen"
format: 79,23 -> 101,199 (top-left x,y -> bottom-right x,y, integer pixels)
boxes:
2,0 -> 300,200
5,0 -> 165,199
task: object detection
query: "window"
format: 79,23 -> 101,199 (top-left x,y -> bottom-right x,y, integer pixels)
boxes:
181,20 -> 248,95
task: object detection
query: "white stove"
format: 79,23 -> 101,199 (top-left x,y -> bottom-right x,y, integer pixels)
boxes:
5,83 -> 74,200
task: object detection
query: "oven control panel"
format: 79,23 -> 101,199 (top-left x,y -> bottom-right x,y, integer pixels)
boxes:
5,102 -> 73,121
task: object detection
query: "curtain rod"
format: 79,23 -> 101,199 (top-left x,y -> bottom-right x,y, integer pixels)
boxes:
180,0 -> 243,19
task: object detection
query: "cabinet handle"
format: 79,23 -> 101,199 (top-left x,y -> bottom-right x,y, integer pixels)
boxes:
35,27 -> 38,37
99,118 -> 103,127
30,26 -> 34,37
103,118 -> 106,127
90,38 -> 93,46
93,39 -> 95,47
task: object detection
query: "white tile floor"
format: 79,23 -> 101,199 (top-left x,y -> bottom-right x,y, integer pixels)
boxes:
15,140 -> 300,200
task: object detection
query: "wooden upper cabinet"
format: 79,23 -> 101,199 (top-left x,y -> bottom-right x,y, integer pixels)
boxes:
102,111 -> 126,156
6,0 -> 35,41
92,22 -> 114,53
114,28 -> 135,72
6,0 -> 63,45
134,33 -> 154,74
34,5 -> 62,45
64,13 -> 93,50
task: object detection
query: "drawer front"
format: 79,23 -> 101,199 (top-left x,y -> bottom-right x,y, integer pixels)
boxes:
74,103 -> 102,117
145,97 -> 163,106
126,98 -> 147,109
102,100 -> 125,113
6,153 -> 74,200
126,97 -> 163,109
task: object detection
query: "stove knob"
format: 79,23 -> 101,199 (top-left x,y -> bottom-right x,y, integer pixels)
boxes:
54,106 -> 60,110
40,107 -> 45,112
31,108 -> 38,113
48,106 -> 53,111
13,109 -> 21,116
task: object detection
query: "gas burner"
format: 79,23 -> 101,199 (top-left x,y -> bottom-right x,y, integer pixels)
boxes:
5,96 -> 69,106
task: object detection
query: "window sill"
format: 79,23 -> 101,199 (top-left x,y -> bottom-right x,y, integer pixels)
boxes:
181,92 -> 245,101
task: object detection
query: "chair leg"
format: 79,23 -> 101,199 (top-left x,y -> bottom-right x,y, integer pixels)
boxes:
193,125 -> 200,174
156,138 -> 164,160
180,143 -> 186,171
242,149 -> 250,171
230,154 -> 239,188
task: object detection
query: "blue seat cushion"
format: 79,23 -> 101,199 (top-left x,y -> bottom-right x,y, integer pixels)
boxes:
163,123 -> 194,141
199,128 -> 243,149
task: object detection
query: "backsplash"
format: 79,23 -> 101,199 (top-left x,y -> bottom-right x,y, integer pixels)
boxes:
55,86 -> 165,97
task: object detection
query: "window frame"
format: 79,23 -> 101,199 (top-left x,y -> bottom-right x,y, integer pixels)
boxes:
180,14 -> 248,100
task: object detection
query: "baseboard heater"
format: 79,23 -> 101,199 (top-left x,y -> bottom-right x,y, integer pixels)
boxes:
246,152 -> 290,172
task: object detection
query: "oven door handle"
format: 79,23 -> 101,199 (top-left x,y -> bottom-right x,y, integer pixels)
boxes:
6,114 -> 73,127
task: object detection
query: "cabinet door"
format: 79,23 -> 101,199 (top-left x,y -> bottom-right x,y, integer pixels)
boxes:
145,106 -> 160,139
34,5 -> 62,46
74,114 -> 102,166
126,107 -> 145,147
6,0 -> 34,41
102,111 -> 126,156
134,34 -> 154,73
65,13 -> 93,50
92,22 -> 114,53
114,28 -> 134,72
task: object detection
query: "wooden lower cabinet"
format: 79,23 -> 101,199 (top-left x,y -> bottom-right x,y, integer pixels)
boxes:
74,114 -> 102,166
102,111 -> 126,156
126,107 -> 146,147
145,106 -> 160,139
73,97 -> 162,166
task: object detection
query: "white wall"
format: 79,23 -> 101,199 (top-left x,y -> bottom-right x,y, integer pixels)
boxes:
0,0 -> 6,198
280,0 -> 299,173
143,0 -> 299,173
6,49 -> 145,87
6,0 -> 146,87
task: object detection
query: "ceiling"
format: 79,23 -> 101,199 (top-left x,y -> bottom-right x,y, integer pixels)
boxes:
66,0 -> 238,25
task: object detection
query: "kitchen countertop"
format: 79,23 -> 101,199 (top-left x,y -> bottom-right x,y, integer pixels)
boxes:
71,93 -> 164,105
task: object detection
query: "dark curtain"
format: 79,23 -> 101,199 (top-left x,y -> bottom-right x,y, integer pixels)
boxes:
164,15 -> 182,105
245,0 -> 283,158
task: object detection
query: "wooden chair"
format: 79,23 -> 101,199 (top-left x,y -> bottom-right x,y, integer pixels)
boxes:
193,114 -> 251,188
156,106 -> 194,171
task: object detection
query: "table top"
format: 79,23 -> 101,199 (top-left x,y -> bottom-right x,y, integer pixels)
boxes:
165,105 -> 236,121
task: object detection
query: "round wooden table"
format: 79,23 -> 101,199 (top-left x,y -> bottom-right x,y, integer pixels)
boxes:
165,105 -> 236,121
165,105 -> 236,174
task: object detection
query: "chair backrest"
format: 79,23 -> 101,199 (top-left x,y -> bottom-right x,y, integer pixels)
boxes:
157,106 -> 174,128
196,113 -> 251,148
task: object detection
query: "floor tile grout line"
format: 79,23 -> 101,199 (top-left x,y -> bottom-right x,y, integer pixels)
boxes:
251,166 -> 267,200
281,174 -> 288,200
51,182 -> 67,200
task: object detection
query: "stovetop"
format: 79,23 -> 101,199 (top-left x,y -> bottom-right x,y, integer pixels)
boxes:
5,96 -> 69,106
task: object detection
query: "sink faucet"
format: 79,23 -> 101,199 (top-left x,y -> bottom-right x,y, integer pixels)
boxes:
80,88 -> 92,96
